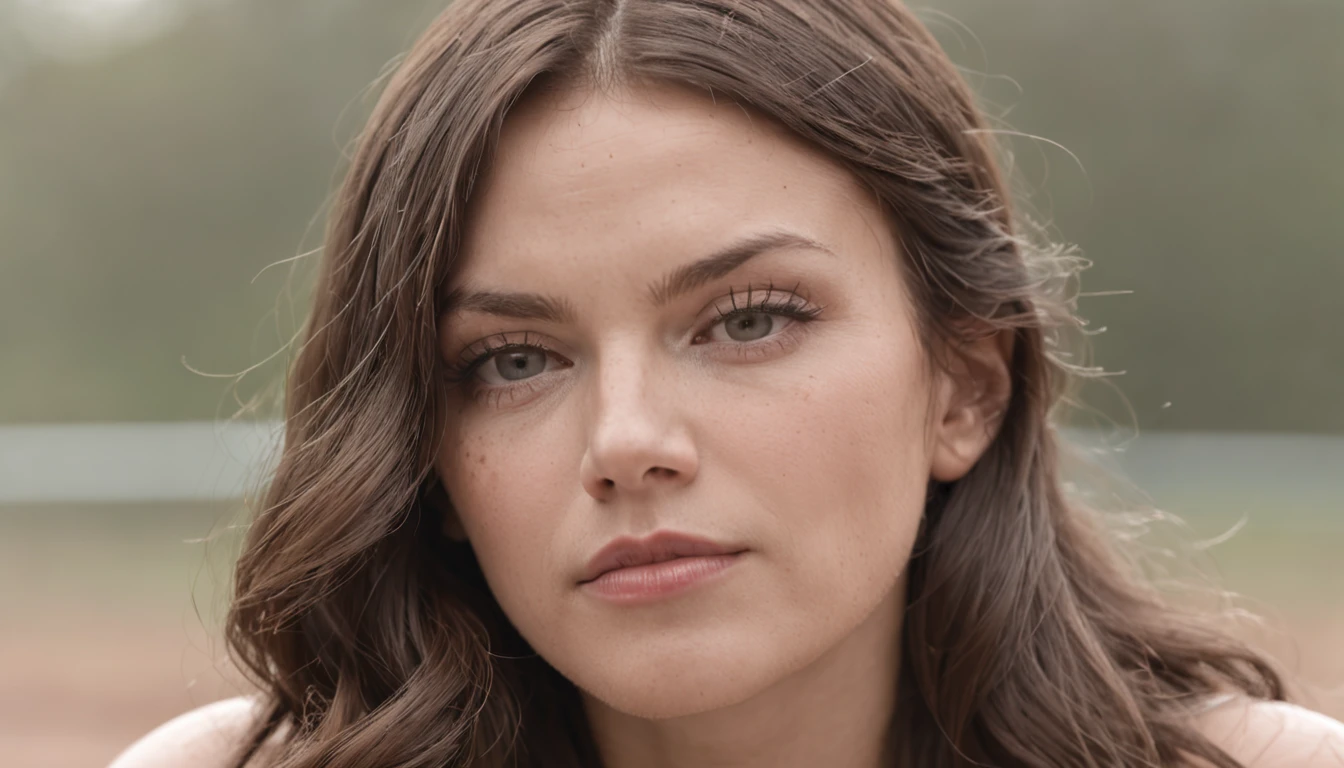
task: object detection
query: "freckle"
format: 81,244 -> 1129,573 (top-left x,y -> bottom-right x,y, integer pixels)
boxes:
478,454 -> 486,465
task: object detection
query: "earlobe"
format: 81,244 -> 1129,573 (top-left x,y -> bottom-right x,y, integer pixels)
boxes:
929,328 -> 1014,483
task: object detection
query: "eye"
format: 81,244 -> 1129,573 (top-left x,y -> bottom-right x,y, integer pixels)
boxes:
695,285 -> 824,346
468,346 -> 569,387
713,310 -> 781,342
484,348 -> 550,383
445,332 -> 571,389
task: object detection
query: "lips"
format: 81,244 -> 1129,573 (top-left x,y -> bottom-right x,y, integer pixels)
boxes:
578,530 -> 746,584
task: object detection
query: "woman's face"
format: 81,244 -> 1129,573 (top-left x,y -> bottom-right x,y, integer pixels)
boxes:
436,82 -> 988,719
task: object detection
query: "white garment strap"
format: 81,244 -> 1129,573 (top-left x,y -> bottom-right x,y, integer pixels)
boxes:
1191,692 -> 1238,714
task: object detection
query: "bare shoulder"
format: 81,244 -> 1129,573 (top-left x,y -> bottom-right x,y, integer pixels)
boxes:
1194,696 -> 1344,767
107,695 -> 279,768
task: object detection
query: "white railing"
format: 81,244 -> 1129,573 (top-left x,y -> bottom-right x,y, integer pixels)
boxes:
0,420 -> 281,503
0,423 -> 1341,518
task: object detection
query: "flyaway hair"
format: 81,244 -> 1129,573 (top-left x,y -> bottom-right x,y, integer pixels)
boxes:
226,1 -> 1284,766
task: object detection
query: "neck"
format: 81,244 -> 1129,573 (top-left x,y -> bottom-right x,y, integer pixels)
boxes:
582,581 -> 904,768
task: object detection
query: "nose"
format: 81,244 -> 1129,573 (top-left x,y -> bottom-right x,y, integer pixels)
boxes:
578,347 -> 699,502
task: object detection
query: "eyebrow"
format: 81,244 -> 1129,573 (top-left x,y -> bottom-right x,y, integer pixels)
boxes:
444,230 -> 834,324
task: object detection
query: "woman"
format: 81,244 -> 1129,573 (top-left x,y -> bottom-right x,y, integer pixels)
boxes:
113,0 -> 1344,766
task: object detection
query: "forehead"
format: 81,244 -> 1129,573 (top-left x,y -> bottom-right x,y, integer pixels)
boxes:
454,81 -> 885,284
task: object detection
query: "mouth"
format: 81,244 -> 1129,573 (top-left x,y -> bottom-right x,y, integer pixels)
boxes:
578,530 -> 748,585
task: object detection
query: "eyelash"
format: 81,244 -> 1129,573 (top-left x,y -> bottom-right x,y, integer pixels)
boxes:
444,283 -> 824,406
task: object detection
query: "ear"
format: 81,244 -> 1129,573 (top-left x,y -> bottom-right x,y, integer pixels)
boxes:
929,327 -> 1014,483
425,475 -> 469,542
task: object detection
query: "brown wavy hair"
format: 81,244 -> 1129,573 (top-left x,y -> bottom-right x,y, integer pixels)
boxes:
225,1 -> 1285,765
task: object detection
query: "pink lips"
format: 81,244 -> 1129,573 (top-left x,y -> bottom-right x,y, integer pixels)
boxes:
578,531 -> 746,603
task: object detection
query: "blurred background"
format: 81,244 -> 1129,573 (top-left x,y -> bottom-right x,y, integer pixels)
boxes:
1,0 -> 1340,764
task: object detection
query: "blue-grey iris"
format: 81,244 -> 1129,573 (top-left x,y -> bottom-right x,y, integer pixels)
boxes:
495,350 -> 547,380
725,312 -> 773,341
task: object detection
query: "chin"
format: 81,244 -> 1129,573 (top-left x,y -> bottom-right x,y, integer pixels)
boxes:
565,628 -> 792,720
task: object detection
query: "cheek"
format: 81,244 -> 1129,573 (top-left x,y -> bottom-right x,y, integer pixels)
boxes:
714,322 -> 931,600
435,420 -> 571,620
825,340 -> 931,528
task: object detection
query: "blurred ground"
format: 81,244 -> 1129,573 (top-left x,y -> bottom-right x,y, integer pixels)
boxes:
1,503 -> 246,768
2,497 -> 1341,768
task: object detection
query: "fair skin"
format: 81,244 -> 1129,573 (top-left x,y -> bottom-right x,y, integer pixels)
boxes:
110,83 -> 1344,768
432,81 -> 1002,768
